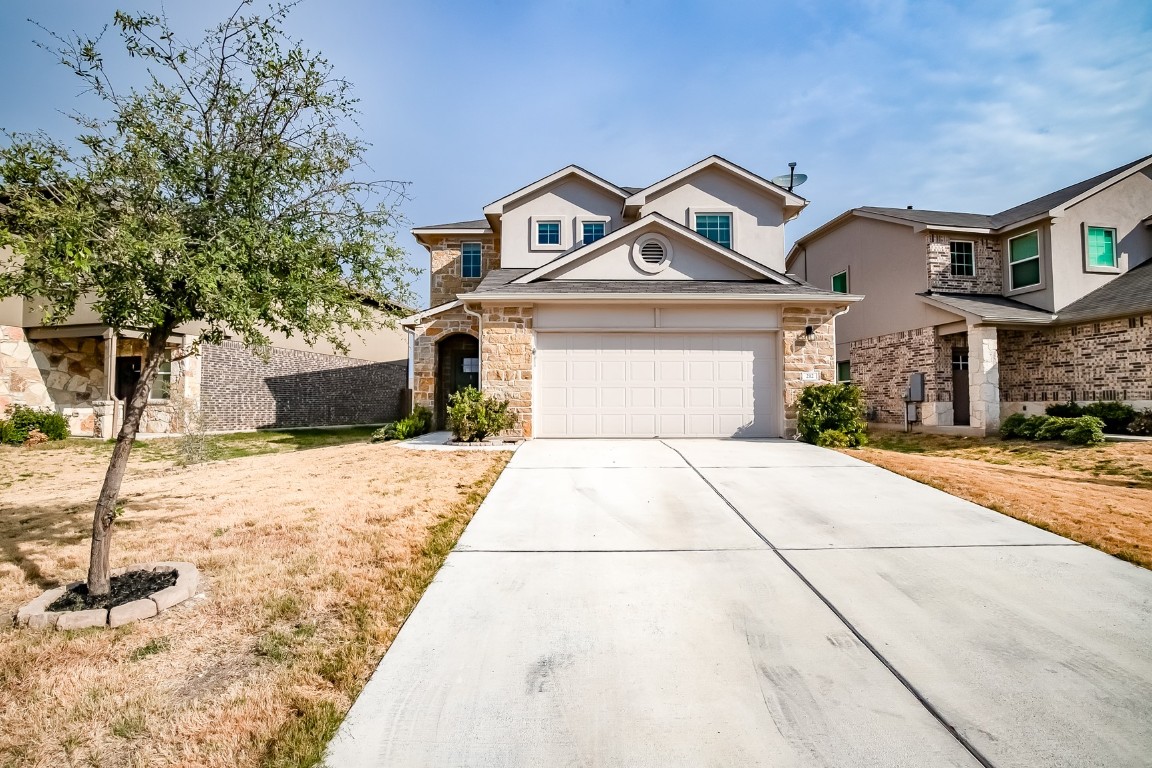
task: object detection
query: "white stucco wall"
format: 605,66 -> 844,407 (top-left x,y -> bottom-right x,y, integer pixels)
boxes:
498,178 -> 626,269
638,168 -> 788,271
546,227 -> 760,281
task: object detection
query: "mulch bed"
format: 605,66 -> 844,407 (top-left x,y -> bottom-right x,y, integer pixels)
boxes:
48,570 -> 178,612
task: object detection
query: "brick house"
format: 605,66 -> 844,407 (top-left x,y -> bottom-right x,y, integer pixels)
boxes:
0,293 -> 408,437
405,156 -> 856,439
787,154 -> 1152,434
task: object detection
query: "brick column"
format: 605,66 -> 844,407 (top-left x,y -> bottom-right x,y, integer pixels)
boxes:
968,325 -> 1000,433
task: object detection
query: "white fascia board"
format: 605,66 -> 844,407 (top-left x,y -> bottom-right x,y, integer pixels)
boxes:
400,299 -> 463,327
916,224 -> 994,234
470,292 -> 863,304
513,213 -> 795,284
624,155 -> 807,209
410,227 -> 493,236
481,165 -> 626,216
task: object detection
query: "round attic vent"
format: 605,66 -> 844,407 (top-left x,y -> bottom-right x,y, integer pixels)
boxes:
631,234 -> 673,274
640,241 -> 665,263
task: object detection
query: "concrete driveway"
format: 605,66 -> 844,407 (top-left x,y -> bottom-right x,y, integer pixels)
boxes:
325,439 -> 1152,768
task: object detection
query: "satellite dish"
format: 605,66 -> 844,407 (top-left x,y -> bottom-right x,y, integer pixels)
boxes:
771,172 -> 808,191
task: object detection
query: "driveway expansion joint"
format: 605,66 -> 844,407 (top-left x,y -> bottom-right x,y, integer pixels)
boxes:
660,440 -> 999,768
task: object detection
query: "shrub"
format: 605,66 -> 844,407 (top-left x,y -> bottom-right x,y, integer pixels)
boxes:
446,387 -> 517,442
815,429 -> 853,448
1002,413 -> 1105,445
0,419 -> 19,445
3,405 -> 70,444
1045,401 -> 1082,418
371,406 -> 432,442
1061,416 -> 1106,446
999,413 -> 1032,439
1080,401 -> 1136,434
796,383 -> 868,447
1129,409 -> 1152,436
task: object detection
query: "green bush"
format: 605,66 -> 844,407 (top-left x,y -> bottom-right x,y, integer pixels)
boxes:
1035,416 -> 1076,441
796,383 -> 867,447
446,386 -> 517,442
815,429 -> 853,448
1061,416 -> 1106,446
371,406 -> 432,442
1080,401 -> 1136,434
3,405 -> 70,444
1002,413 -> 1105,445
1045,401 -> 1082,418
1129,409 -> 1152,436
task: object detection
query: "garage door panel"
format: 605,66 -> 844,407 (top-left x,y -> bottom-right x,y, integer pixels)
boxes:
537,331 -> 777,438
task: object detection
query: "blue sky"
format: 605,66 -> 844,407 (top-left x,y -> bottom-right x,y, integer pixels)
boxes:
1,0 -> 1150,305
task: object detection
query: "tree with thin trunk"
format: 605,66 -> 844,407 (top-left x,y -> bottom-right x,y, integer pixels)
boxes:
0,1 -> 413,599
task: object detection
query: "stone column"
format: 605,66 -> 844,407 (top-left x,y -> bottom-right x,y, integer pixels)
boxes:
967,325 -> 1000,433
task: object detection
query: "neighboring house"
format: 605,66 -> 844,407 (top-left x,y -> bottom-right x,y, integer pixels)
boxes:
787,154 -> 1152,434
0,292 -> 409,437
405,156 -> 857,439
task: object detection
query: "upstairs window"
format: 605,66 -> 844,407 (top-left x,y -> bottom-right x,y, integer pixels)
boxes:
582,221 -> 606,244
694,213 -> 732,249
1085,226 -> 1117,270
831,270 -> 848,293
1008,230 -> 1041,290
536,220 -> 561,246
461,242 -> 482,279
950,241 -> 975,276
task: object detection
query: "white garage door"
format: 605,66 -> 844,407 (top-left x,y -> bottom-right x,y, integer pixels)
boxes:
536,332 -> 778,438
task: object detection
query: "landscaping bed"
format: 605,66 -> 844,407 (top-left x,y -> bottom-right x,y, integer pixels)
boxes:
0,433 -> 509,767
851,432 -> 1152,568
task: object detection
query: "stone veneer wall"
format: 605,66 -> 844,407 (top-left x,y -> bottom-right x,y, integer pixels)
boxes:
849,326 -> 946,424
781,305 -> 841,437
999,314 -> 1152,402
926,234 -> 1002,293
200,341 -> 406,431
410,307 -> 479,416
479,304 -> 534,438
427,235 -> 501,307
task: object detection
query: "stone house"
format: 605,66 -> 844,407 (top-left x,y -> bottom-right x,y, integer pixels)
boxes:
787,154 -> 1152,434
0,293 -> 409,438
404,156 -> 856,439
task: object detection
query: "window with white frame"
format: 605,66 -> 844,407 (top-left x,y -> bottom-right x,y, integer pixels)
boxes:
831,270 -> 848,293
1084,226 -> 1118,271
582,221 -> 606,244
461,242 -> 482,279
950,241 -> 975,276
1008,230 -> 1041,290
536,220 -> 561,246
693,213 -> 732,248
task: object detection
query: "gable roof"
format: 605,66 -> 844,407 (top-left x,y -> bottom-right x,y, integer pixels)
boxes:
481,165 -> 627,216
511,212 -> 799,285
623,155 -> 807,215
917,292 -> 1057,324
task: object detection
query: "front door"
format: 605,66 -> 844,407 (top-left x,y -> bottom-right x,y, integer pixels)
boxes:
952,348 -> 970,426
436,335 -> 480,428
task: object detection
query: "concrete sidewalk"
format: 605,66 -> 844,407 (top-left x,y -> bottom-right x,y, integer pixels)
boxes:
325,439 -> 1152,767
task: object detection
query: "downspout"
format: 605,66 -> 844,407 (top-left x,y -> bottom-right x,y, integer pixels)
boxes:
103,328 -> 120,439
403,325 -> 415,416
461,302 -> 483,390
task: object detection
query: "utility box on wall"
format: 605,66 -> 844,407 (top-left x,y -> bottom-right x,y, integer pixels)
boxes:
907,372 -> 925,403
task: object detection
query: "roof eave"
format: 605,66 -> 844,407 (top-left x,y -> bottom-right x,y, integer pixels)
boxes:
482,165 -> 626,216
917,294 -> 1056,325
624,155 -> 807,209
464,291 -> 862,303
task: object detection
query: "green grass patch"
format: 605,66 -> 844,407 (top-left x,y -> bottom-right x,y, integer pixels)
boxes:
263,699 -> 344,768
129,637 -> 171,662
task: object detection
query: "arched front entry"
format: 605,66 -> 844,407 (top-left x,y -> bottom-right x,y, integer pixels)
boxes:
436,333 -> 480,429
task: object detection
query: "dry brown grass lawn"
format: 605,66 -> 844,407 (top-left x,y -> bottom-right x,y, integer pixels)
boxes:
0,435 -> 509,768
851,432 -> 1152,568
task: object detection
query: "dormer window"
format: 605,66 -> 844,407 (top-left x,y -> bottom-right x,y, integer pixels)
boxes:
693,212 -> 733,249
461,242 -> 482,279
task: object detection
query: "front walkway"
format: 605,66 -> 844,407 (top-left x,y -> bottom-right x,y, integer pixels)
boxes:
325,439 -> 1152,767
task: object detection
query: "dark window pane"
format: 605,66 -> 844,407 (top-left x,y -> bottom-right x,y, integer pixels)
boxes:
832,272 -> 848,293
1011,258 -> 1040,288
1009,232 -> 1039,263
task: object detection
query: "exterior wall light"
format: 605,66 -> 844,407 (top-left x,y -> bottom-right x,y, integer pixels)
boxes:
805,325 -> 816,341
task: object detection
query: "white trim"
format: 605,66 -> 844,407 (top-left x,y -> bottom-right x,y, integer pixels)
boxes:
631,233 -> 674,274
575,215 -> 611,246
472,292 -> 863,303
1082,223 -> 1121,274
530,215 -> 568,252
688,207 -> 736,249
512,213 -> 796,284
410,227 -> 493,236
400,299 -> 463,327
483,165 -> 627,216
1006,229 -> 1043,294
624,155 -> 806,210
948,239 -> 976,277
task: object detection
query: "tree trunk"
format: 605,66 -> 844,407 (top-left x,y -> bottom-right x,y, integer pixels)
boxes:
87,325 -> 174,598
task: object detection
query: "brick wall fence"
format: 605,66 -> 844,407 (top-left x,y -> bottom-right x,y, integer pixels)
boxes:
200,341 -> 406,431
1000,314 -> 1152,402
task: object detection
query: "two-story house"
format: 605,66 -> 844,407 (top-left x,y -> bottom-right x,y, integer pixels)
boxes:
787,154 -> 1152,434
405,156 -> 857,439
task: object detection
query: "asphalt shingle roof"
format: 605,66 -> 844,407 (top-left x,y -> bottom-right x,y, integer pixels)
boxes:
918,292 -> 1056,323
1056,260 -> 1152,323
413,219 -> 490,230
471,269 -> 841,297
